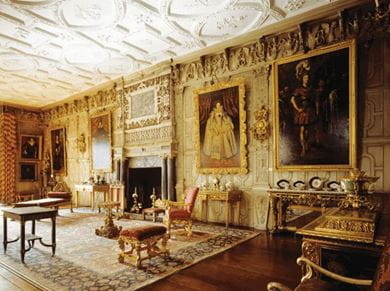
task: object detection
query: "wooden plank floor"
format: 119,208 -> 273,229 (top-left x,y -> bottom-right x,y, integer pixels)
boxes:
140,232 -> 302,290
0,232 -> 302,291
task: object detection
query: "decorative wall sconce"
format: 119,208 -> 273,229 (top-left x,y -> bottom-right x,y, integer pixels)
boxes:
77,133 -> 86,153
251,105 -> 270,142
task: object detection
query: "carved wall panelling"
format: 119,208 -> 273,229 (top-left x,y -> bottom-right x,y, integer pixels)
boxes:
364,89 -> 384,137
252,189 -> 270,230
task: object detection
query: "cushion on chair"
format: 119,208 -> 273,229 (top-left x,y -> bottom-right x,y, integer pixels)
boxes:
184,187 -> 199,212
120,226 -> 167,241
168,208 -> 192,220
294,279 -> 339,291
47,191 -> 71,200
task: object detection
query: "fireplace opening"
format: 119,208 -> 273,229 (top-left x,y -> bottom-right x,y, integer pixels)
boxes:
126,167 -> 161,212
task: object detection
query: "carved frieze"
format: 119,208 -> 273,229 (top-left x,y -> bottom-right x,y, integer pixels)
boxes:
344,2 -> 390,41
125,126 -> 172,145
44,86 -> 117,121
123,74 -> 171,130
304,18 -> 343,50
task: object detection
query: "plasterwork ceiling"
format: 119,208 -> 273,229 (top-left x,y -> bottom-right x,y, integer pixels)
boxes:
0,0 -> 335,107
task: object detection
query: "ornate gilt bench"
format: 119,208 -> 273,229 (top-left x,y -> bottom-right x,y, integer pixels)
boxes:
118,225 -> 169,268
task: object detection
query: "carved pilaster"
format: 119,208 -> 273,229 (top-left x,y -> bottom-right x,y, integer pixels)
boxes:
167,156 -> 176,201
161,156 -> 167,200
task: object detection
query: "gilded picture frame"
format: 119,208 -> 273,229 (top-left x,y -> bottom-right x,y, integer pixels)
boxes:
20,134 -> 42,160
50,127 -> 67,174
194,78 -> 248,174
20,162 -> 38,182
273,39 -> 356,171
90,111 -> 112,172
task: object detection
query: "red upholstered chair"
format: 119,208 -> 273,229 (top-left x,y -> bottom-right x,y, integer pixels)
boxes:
164,186 -> 199,237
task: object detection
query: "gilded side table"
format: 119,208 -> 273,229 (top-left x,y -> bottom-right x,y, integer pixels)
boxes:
198,189 -> 242,228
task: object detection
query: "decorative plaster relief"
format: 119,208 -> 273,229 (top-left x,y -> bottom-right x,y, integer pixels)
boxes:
128,155 -> 162,168
59,0 -> 125,29
131,89 -> 156,119
123,74 -> 171,129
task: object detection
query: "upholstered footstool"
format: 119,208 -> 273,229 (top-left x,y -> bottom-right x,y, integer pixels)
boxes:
118,225 -> 169,268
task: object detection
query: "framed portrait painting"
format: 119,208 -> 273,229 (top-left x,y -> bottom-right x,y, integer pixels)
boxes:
194,78 -> 248,174
50,127 -> 66,174
20,162 -> 37,181
20,134 -> 42,160
90,112 -> 112,172
273,39 -> 356,170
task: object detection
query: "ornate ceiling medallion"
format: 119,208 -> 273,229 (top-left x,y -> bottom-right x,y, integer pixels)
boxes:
161,0 -> 271,45
58,0 -> 125,30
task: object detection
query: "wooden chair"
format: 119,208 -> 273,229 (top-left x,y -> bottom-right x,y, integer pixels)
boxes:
164,186 -> 199,237
267,238 -> 389,291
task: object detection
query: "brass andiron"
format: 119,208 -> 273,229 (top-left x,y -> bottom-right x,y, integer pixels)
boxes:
130,187 -> 142,213
150,187 -> 157,207
339,168 -> 379,210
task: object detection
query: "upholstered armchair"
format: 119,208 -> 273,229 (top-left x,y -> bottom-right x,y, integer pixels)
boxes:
267,238 -> 389,291
164,186 -> 199,237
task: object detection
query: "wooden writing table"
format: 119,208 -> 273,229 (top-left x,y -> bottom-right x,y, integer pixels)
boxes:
3,206 -> 58,263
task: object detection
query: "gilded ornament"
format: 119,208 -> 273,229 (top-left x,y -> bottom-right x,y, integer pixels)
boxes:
251,106 -> 270,142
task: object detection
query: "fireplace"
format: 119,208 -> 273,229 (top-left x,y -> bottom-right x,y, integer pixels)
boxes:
126,167 -> 161,212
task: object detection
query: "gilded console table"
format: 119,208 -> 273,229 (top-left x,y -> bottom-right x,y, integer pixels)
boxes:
199,190 -> 242,228
267,189 -> 347,233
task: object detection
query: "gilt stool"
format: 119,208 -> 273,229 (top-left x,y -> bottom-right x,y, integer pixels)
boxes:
118,225 -> 169,268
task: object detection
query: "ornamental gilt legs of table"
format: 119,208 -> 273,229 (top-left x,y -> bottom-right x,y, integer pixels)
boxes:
267,189 -> 347,233
3,206 -> 58,263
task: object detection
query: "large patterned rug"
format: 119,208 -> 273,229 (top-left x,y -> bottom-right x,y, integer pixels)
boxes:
0,209 -> 259,290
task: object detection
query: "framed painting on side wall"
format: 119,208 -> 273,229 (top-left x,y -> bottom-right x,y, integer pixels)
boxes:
273,39 -> 356,170
90,112 -> 112,172
193,78 -> 248,174
20,135 -> 42,160
20,162 -> 37,182
50,127 -> 67,174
